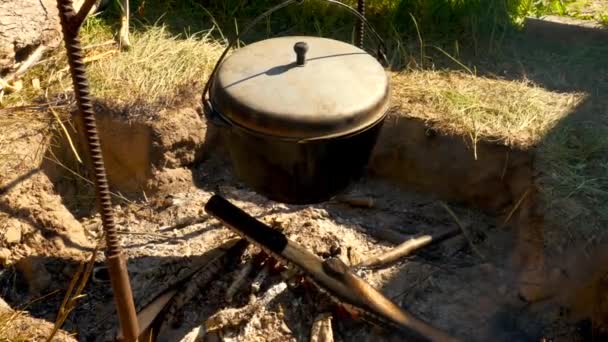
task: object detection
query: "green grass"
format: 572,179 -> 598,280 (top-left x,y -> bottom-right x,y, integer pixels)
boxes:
526,0 -> 608,25
91,0 -> 536,67
0,0 -> 541,109
538,122 -> 608,247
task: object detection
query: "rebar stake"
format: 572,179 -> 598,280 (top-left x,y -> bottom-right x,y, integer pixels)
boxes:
56,0 -> 139,340
355,0 -> 365,48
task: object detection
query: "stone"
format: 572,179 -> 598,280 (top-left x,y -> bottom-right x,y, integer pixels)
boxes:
0,296 -> 11,312
0,247 -> 10,265
3,223 -> 22,244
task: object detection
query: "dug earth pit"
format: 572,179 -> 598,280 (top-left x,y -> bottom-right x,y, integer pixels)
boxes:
369,112 -> 545,301
3,71 -> 600,341
0,109 -> 93,266
42,100 -> 220,216
42,111 -> 547,341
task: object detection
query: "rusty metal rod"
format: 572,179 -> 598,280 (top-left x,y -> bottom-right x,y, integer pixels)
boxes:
56,0 -> 139,340
355,0 -> 365,48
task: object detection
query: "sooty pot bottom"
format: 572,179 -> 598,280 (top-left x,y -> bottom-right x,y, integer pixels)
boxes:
224,121 -> 385,205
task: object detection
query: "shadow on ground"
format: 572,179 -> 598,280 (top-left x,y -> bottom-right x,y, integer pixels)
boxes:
0,247 -> 250,342
453,21 -> 608,279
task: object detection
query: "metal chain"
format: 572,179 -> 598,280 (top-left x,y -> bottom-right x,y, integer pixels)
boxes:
201,0 -> 388,110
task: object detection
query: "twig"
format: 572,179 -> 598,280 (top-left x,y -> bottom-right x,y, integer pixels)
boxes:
73,0 -> 102,28
46,246 -> 98,342
179,326 -> 205,342
118,239 -> 248,340
310,313 -> 334,342
160,240 -> 249,332
499,187 -> 531,228
206,282 -> 287,333
82,39 -> 117,50
36,40 -> 117,67
116,230 -> 168,239
332,195 -> 375,208
251,259 -> 275,294
357,226 -> 461,269
58,49 -> 118,73
0,44 -> 47,92
0,99 -> 72,113
14,289 -> 62,310
48,103 -> 83,164
363,226 -> 410,245
225,259 -> 254,302
438,201 -> 485,260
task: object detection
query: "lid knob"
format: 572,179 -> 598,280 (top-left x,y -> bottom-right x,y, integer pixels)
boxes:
293,42 -> 309,66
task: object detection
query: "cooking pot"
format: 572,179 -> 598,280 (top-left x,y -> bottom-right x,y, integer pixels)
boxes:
202,0 -> 391,204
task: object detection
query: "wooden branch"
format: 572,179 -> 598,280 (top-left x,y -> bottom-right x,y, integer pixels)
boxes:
7,44 -> 46,81
225,259 -> 254,302
46,246 -> 99,342
205,282 -> 288,333
438,201 -> 485,260
0,44 -> 46,94
204,195 -> 460,342
363,225 -> 410,245
500,187 -> 531,228
332,195 -> 375,208
357,226 -> 461,269
118,0 -> 131,50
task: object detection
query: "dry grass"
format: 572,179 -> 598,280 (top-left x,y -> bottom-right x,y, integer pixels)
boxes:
0,291 -> 78,342
390,69 -> 586,150
2,20 -> 226,111
86,25 -> 225,108
0,310 -> 29,342
47,247 -> 98,342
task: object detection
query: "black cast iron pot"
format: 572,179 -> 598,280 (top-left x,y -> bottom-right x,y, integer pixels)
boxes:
202,1 -> 391,204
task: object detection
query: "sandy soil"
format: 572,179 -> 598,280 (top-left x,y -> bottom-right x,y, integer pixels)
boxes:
0,145 -> 583,342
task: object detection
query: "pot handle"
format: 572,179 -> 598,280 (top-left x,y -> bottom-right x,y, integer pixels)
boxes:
201,0 -> 389,124
202,97 -> 232,128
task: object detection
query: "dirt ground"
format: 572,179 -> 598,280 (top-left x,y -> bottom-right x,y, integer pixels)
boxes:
0,95 -> 603,342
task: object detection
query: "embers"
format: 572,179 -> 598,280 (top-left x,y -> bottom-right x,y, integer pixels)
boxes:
204,194 -> 459,341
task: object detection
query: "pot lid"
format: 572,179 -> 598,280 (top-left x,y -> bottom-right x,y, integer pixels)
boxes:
210,36 -> 390,140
